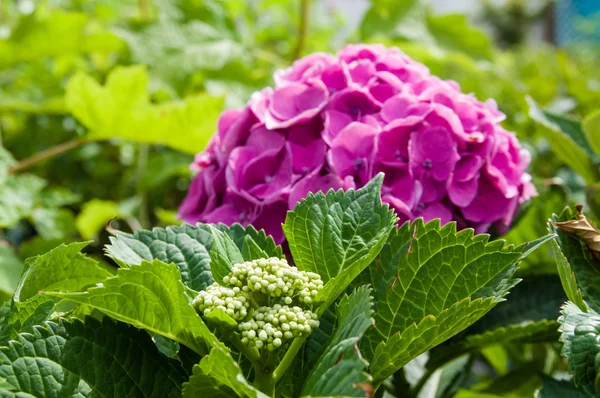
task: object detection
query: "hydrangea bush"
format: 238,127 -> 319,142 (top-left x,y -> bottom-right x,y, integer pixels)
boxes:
180,44 -> 535,242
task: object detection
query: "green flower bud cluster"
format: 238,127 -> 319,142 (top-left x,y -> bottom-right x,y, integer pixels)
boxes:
193,284 -> 250,321
238,305 -> 319,351
193,257 -> 323,352
223,257 -> 323,304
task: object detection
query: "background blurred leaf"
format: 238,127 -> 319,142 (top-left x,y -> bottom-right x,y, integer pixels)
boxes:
0,245 -> 24,302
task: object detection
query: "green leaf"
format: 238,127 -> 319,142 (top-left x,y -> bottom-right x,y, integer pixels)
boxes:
30,207 -> 76,240
361,220 -> 551,385
527,97 -> 599,184
0,245 -> 23,302
209,225 -> 244,285
66,66 -> 224,154
14,242 -> 111,303
204,307 -> 238,330
216,223 -> 283,261
75,199 -> 120,240
0,318 -> 187,397
241,235 -> 269,261
0,296 -> 58,346
301,286 -> 374,397
0,10 -> 123,68
536,374 -> 589,398
429,275 -> 564,368
558,302 -> 600,396
283,173 -> 396,315
182,347 -> 267,398
583,110 -> 600,157
0,174 -> 46,229
549,207 -> 600,312
106,223 -> 214,291
426,14 -> 493,60
46,259 -> 221,355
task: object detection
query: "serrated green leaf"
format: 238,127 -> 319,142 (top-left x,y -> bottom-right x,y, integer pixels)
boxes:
182,347 -> 267,398
549,207 -> 600,312
583,110 -> 600,157
106,223 -> 214,291
0,246 -> 23,302
536,374 -> 589,398
283,173 -> 396,316
66,65 -> 224,154
527,97 -> 599,184
209,225 -> 244,284
0,296 -> 58,346
241,235 -> 269,261
302,286 -> 374,397
360,220 -> 549,385
46,259 -> 221,355
559,302 -> 600,396
0,318 -> 186,397
216,223 -> 283,261
14,242 -> 111,303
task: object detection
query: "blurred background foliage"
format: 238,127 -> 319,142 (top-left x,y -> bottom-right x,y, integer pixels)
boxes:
1,0 -> 600,396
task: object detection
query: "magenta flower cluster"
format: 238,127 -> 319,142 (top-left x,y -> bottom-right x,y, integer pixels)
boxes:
179,44 -> 535,243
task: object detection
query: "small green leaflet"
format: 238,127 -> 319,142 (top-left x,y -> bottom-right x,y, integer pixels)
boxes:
47,259 -> 222,355
283,173 -> 397,316
14,241 -> 112,302
182,347 -> 268,398
0,318 -> 187,397
301,286 -> 374,397
209,225 -> 244,284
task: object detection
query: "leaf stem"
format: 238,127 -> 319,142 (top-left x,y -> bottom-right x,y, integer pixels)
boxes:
8,138 -> 87,174
291,0 -> 310,60
254,350 -> 278,396
272,335 -> 307,382
228,332 -> 261,368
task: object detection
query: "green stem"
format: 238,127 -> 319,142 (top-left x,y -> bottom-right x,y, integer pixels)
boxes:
410,367 -> 436,398
8,138 -> 87,174
272,335 -> 307,382
229,333 -> 261,368
393,369 -> 411,397
136,144 -> 150,229
291,0 -> 310,60
253,350 -> 277,396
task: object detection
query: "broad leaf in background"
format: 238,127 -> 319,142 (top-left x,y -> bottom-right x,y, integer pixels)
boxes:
0,174 -> 46,229
301,286 -> 374,397
583,110 -> 600,157
428,275 -> 564,369
361,219 -> 552,384
0,245 -> 23,302
558,302 -> 600,396
75,199 -> 120,240
527,97 -> 599,184
65,65 -> 224,154
47,259 -> 221,355
0,9 -> 123,68
0,318 -> 187,397
549,207 -> 600,312
182,347 -> 267,398
283,173 -> 397,315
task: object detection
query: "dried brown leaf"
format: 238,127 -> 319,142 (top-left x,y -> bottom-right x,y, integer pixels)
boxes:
552,205 -> 600,256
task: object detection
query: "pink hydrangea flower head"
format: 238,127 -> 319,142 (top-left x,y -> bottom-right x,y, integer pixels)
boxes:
179,44 -> 535,243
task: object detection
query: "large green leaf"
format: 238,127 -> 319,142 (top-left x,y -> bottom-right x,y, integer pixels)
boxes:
527,97 -> 599,184
301,286 -> 374,397
428,275 -> 565,368
65,65 -> 224,154
47,259 -> 221,355
0,246 -> 23,302
0,318 -> 187,397
106,223 -> 215,291
283,173 -> 397,315
360,219 -> 551,385
14,242 -> 112,303
182,347 -> 267,398
549,207 -> 600,312
558,302 -> 600,396
583,110 -> 600,157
